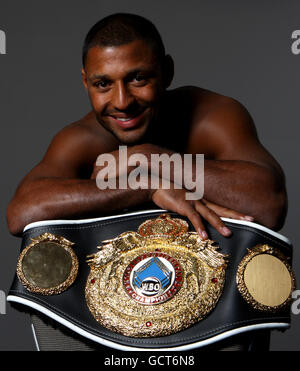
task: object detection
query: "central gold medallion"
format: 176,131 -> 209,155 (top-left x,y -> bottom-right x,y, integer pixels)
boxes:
85,214 -> 228,337
123,250 -> 183,305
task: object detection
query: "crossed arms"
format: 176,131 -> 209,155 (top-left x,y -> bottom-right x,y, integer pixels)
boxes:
6,99 -> 287,236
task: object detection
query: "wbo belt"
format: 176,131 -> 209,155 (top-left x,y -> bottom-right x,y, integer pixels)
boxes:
7,209 -> 296,351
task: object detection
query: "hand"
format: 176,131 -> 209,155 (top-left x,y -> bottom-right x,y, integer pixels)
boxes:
151,186 -> 254,239
201,199 -> 254,222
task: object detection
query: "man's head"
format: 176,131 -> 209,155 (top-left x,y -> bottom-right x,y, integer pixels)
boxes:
81,13 -> 174,144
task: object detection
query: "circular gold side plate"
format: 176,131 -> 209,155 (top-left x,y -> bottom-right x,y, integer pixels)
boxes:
236,244 -> 296,312
17,233 -> 78,295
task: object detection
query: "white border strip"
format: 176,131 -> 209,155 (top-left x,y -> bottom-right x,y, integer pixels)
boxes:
31,323 -> 40,351
7,295 -> 289,352
23,209 -> 167,232
23,209 -> 291,245
221,217 -> 291,244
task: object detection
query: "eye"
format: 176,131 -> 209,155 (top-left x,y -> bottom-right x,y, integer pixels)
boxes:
132,73 -> 148,86
134,74 -> 145,82
94,80 -> 110,89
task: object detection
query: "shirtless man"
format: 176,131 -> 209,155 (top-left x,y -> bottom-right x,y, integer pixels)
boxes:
6,13 -> 287,241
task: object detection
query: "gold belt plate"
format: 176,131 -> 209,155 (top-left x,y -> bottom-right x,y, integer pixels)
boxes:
85,214 -> 228,337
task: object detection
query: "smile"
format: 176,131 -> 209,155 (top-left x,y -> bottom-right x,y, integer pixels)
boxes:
115,117 -> 135,122
109,110 -> 148,129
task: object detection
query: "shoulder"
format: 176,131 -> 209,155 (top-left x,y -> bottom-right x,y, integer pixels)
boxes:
40,112 -> 119,178
169,86 -> 254,129
177,87 -> 259,157
45,112 -> 118,160
49,112 -> 113,150
175,86 -> 257,136
172,86 -> 252,121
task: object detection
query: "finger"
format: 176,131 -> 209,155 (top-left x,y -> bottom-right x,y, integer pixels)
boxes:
178,202 -> 208,240
195,201 -> 232,237
202,199 -> 254,222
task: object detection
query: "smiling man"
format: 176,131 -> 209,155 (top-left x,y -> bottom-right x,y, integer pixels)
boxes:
6,13 -> 287,351
6,13 -> 287,240
82,39 -> 163,144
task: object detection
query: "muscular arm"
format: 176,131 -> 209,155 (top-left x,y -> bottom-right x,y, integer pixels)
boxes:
192,98 -> 287,229
7,98 -> 286,236
125,98 -> 287,230
202,159 -> 286,229
6,124 -> 151,236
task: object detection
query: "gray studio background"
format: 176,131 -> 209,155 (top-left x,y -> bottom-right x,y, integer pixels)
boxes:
0,0 -> 299,351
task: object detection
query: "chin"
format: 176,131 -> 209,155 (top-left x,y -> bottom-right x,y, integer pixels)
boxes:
116,129 -> 148,145
102,120 -> 151,145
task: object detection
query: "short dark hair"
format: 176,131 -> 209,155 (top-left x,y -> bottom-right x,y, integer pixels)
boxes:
82,13 -> 166,67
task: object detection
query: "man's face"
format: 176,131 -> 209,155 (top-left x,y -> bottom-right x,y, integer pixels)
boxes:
82,40 -> 166,144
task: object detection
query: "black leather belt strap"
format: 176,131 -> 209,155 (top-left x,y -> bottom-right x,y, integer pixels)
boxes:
7,210 -> 293,351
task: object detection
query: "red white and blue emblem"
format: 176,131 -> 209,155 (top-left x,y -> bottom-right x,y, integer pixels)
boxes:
123,250 -> 183,305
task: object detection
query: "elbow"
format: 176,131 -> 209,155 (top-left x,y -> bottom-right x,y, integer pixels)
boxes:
251,166 -> 288,232
6,202 -> 25,237
6,198 -> 43,237
261,189 -> 288,232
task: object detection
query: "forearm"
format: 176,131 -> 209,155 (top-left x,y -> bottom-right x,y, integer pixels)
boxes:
202,160 -> 287,228
6,177 -> 151,236
125,144 -> 287,229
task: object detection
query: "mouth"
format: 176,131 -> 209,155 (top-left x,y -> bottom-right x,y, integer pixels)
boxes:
108,109 -> 148,129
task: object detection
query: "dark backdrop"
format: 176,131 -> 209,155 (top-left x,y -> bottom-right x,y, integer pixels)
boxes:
0,0 -> 299,351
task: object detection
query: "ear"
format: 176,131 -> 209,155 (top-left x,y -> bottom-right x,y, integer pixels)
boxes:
81,68 -> 88,90
162,54 -> 174,89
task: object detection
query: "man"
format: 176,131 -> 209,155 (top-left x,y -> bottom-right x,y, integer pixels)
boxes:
6,13 -> 287,350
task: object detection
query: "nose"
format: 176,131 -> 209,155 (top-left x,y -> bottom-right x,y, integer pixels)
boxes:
111,81 -> 134,111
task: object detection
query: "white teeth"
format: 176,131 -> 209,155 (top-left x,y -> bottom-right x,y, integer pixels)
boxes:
117,118 -> 132,122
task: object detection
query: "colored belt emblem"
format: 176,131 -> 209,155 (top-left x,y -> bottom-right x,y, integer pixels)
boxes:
123,250 -> 183,305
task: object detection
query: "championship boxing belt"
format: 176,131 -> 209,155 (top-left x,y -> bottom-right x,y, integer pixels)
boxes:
7,209 -> 296,351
